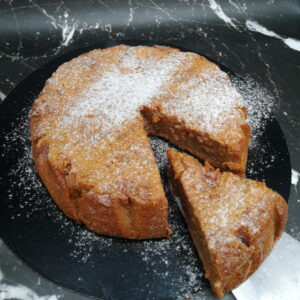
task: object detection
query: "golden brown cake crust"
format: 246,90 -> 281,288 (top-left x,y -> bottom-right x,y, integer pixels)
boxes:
167,149 -> 288,298
30,44 -> 250,239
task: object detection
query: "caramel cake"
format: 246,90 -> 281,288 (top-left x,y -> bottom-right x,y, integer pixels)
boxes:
167,149 -> 288,298
30,44 -> 250,239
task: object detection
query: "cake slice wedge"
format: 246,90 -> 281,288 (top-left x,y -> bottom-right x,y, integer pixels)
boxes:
167,149 -> 288,298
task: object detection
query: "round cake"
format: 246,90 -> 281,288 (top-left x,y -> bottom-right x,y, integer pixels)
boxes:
30,45 -> 250,239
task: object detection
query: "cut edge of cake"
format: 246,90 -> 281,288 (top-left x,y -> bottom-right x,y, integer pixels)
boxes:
141,104 -> 250,176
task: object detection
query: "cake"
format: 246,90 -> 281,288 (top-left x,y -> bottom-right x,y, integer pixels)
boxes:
167,149 -> 288,298
30,44 -> 250,239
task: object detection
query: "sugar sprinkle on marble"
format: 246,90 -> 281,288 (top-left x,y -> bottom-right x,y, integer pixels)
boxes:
40,46 -> 187,145
67,50 -> 185,136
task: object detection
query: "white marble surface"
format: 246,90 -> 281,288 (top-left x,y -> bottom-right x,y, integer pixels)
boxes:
233,232 -> 300,300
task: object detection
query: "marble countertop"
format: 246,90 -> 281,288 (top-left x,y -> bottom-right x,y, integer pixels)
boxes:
0,0 -> 299,299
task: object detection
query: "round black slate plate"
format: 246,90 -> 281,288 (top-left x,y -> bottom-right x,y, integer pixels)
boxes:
0,41 -> 291,300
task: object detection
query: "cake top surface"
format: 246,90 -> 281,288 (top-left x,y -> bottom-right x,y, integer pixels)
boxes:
31,45 -> 246,144
30,45 -> 248,194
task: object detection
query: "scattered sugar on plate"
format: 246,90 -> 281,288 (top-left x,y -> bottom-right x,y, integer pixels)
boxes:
232,76 -> 276,148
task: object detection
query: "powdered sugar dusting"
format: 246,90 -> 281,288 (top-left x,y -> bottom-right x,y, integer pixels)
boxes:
44,46 -> 186,144
161,69 -> 245,141
233,76 -> 275,148
232,77 -> 278,180
33,45 -> 249,158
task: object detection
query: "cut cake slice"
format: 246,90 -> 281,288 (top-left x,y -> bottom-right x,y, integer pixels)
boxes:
167,149 -> 288,297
